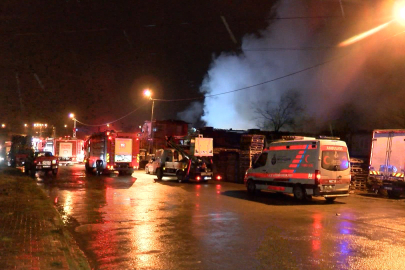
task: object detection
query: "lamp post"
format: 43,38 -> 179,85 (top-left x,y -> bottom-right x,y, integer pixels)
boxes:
143,89 -> 155,154
69,113 -> 77,138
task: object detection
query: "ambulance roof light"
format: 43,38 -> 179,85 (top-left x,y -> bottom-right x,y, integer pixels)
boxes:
282,136 -> 316,141
318,136 -> 340,140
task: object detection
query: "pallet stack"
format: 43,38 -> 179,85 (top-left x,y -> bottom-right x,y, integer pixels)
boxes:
238,134 -> 265,183
350,157 -> 369,191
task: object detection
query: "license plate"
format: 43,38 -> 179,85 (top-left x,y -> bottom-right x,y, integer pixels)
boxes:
43,161 -> 51,165
385,187 -> 393,190
43,165 -> 50,168
204,177 -> 212,180
323,185 -> 335,191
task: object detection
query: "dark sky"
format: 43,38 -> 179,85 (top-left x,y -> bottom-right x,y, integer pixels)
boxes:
0,0 -> 277,134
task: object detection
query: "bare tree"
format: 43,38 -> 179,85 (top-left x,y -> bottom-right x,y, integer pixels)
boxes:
254,90 -> 303,132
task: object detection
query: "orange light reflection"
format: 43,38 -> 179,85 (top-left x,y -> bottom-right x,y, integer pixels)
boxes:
338,21 -> 393,47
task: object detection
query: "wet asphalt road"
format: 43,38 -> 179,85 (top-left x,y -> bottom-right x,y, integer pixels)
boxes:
36,165 -> 405,270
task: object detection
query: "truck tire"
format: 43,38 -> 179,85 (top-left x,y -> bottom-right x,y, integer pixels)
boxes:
96,160 -> 103,175
247,180 -> 256,195
52,169 -> 58,175
177,171 -> 185,183
156,168 -> 163,181
387,190 -> 401,199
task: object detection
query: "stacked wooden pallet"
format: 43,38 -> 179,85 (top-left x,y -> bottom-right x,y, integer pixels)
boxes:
350,158 -> 369,191
238,134 -> 265,183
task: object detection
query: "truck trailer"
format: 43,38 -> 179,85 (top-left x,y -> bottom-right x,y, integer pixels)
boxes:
368,129 -> 405,198
84,130 -> 140,175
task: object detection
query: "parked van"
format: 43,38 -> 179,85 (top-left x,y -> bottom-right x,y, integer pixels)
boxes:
244,136 -> 351,202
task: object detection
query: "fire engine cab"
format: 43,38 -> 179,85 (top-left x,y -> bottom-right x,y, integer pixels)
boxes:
244,136 -> 351,202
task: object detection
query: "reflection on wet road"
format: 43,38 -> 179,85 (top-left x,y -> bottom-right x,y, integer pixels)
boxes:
39,165 -> 405,269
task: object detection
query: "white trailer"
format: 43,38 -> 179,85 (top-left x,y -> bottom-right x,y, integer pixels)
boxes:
369,129 -> 405,198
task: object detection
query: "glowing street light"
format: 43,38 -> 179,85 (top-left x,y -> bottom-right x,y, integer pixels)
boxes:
33,123 -> 47,137
24,123 -> 28,127
143,89 -> 152,99
143,89 -> 155,154
1,124 -> 5,128
69,113 -> 77,138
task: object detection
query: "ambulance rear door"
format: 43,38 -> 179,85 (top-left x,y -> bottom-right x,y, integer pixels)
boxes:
319,141 -> 351,192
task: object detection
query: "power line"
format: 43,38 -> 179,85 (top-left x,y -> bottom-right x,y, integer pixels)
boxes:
153,52 -> 349,103
73,53 -> 347,127
74,101 -> 149,127
243,46 -> 337,51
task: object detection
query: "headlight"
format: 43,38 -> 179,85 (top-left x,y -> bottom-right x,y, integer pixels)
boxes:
52,160 -> 57,164
37,161 -> 42,165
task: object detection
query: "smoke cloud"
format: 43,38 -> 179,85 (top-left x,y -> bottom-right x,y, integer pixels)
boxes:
179,0 -> 405,132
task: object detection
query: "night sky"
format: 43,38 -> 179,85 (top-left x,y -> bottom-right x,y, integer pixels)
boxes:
2,0 -> 405,137
0,0 -> 276,135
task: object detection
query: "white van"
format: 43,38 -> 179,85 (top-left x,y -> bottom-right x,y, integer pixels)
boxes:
244,137 -> 351,202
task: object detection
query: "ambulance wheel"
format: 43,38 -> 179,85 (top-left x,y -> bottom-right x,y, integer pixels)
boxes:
247,180 -> 256,195
156,168 -> 163,181
293,185 -> 306,201
325,197 -> 336,203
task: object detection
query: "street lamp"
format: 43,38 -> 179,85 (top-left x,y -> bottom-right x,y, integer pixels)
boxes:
394,0 -> 405,21
143,89 -> 155,154
33,123 -> 46,137
69,113 -> 77,138
1,124 -> 5,128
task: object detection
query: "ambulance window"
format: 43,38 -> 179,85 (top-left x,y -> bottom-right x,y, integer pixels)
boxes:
321,151 -> 349,171
253,153 -> 268,168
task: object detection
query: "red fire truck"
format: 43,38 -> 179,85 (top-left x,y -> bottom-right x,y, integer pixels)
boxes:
54,138 -> 84,166
84,130 -> 140,175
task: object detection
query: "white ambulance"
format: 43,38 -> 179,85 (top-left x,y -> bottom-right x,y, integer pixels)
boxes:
244,136 -> 351,202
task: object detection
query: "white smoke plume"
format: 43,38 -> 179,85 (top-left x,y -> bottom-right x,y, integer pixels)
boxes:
180,0 -> 404,131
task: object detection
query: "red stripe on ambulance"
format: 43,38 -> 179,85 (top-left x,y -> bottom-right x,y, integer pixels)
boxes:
247,172 -> 315,180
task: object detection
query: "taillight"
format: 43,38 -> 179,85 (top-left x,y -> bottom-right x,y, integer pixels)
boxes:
108,136 -> 112,140
216,175 -> 222,180
315,170 -> 321,185
196,176 -> 201,181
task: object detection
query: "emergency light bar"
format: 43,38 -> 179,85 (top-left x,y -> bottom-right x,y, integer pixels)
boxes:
318,136 -> 340,140
282,136 -> 316,141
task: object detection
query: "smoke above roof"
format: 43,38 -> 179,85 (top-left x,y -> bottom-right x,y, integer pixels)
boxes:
179,0 -> 405,132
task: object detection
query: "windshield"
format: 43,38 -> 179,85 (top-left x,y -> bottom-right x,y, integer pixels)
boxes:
321,150 -> 349,171
35,152 -> 52,158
